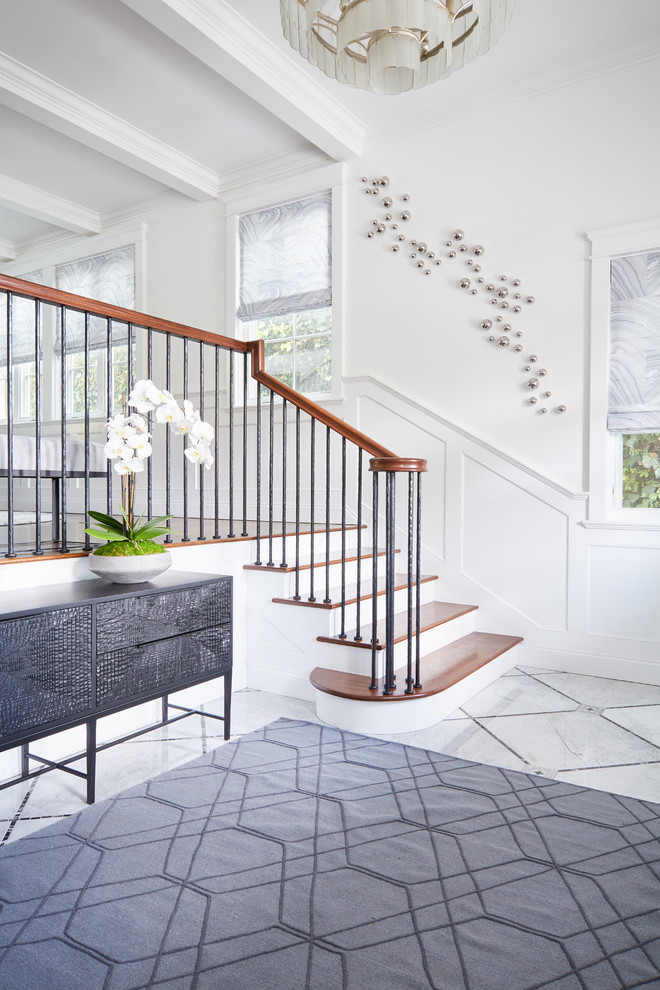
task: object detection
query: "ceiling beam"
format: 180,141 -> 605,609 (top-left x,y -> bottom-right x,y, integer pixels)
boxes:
0,52 -> 220,202
118,0 -> 364,162
0,237 -> 16,262
0,172 -> 101,234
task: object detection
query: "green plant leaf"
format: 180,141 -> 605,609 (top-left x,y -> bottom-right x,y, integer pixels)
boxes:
87,510 -> 124,533
84,528 -> 129,542
133,525 -> 174,540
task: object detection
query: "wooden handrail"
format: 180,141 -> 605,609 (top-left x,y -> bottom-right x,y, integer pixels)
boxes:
0,274 -> 425,467
246,339 -> 398,460
0,274 -> 246,353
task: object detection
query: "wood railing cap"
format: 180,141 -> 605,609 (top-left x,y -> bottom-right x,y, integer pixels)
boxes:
368,457 -> 428,473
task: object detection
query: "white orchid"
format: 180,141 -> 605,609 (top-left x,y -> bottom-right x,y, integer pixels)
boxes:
155,401 -> 184,426
129,380 -> 168,414
190,419 -> 214,445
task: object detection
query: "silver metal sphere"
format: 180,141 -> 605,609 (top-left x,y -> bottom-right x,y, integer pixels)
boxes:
500,275 -> 507,281
487,335 -> 495,342
459,278 -> 471,288
383,197 -> 393,207
538,368 -> 547,376
402,193 -> 410,201
427,251 -> 435,259
416,261 -> 424,268
497,287 -> 509,298
381,176 -> 390,186
401,211 -> 411,220
500,301 -> 509,308
498,336 -> 510,347
424,269 -> 431,275
514,345 -> 523,352
524,365 -> 531,371
512,279 -> 521,287
540,407 -> 547,414
513,305 -> 522,313
529,355 -> 538,362
473,265 -> 482,273
558,405 -> 566,413
528,378 -> 539,389
473,245 -> 484,256
470,288 -> 478,294
448,251 -> 456,258
398,234 -> 405,241
486,283 -> 495,292
529,396 -> 537,405
435,259 -> 442,265
453,229 -> 464,240
526,296 -> 535,304
481,319 -> 493,330
392,245 -> 399,252
544,391 -> 551,397
418,242 -> 427,252
459,244 -> 468,252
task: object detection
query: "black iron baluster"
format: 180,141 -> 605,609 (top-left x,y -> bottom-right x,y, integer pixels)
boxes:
147,328 -> 153,521
5,294 -> 14,558
339,436 -> 347,638
280,398 -> 287,567
324,427 -> 331,603
228,353 -> 234,537
242,352 -> 248,536
60,307 -> 69,553
405,472 -> 414,694
267,388 -> 274,566
165,335 -> 172,543
294,406 -> 300,599
33,300 -> 43,555
127,322 -> 134,392
355,448 -> 363,640
255,381 -> 262,564
214,346 -> 220,539
199,341 -> 205,541
309,417 -> 316,601
182,337 -> 189,541
105,318 -> 112,518
383,471 -> 396,695
369,471 -> 378,688
83,312 -> 91,551
415,472 -> 423,689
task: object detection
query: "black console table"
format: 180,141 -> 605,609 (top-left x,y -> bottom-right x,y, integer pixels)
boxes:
0,570 -> 232,803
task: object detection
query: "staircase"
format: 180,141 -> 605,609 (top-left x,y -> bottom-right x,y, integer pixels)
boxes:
245,524 -> 522,734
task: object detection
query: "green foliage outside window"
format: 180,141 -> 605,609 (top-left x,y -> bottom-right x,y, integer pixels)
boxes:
256,307 -> 332,395
622,433 -> 660,507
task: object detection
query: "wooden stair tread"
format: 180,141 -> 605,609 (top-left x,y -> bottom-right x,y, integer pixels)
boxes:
244,547 -> 398,574
310,632 -> 523,701
272,573 -> 437,609
317,601 -> 477,650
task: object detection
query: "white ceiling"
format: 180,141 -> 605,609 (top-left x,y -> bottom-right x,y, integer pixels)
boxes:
1,0 -> 659,260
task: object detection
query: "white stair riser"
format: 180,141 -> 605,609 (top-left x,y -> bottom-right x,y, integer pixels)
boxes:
254,527 -> 361,559
315,647 -> 520,733
324,579 -> 438,635
266,555 -> 391,597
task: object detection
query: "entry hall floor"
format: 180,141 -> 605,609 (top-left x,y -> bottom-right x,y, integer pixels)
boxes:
2,664 -> 660,845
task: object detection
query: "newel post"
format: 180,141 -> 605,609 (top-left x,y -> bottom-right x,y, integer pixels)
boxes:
368,457 -> 428,696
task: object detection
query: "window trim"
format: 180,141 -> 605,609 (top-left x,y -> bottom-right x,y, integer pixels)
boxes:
588,218 -> 660,525
224,163 -> 345,404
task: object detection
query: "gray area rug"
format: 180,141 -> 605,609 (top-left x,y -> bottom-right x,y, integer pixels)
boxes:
0,718 -> 659,990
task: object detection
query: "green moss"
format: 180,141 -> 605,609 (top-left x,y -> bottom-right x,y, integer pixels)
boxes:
93,539 -> 166,557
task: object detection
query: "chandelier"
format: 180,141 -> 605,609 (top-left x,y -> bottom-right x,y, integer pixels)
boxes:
280,0 -> 516,95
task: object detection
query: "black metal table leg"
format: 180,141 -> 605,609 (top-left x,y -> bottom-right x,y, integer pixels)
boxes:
223,671 -> 232,740
86,719 -> 96,805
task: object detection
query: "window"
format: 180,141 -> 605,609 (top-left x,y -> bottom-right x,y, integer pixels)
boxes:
588,220 -> 660,522
236,191 -> 333,396
56,245 -> 136,418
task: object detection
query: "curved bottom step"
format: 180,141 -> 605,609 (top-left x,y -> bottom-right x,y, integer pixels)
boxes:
312,632 -> 522,734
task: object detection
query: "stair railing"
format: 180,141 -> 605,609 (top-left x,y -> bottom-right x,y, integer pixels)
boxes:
0,275 -> 427,695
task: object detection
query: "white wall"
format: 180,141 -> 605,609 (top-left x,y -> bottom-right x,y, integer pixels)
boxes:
342,58 -> 660,493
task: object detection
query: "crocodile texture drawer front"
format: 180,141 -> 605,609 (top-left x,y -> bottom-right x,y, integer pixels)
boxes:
0,606 -> 92,738
96,580 -> 230,652
96,626 -> 231,706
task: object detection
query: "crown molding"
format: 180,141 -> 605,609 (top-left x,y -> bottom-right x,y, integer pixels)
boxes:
218,149 -> 331,196
119,0 -> 365,161
0,51 -> 220,201
0,237 -> 16,262
0,171 -> 101,234
364,36 -> 660,146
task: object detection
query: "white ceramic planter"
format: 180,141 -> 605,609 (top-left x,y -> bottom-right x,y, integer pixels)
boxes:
87,549 -> 172,584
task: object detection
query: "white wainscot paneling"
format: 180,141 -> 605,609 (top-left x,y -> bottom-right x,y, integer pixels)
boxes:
587,545 -> 660,642
462,456 -> 568,630
358,394 -> 447,561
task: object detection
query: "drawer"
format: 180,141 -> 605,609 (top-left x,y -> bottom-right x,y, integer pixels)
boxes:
96,625 -> 231,706
0,606 -> 93,739
96,580 -> 230,652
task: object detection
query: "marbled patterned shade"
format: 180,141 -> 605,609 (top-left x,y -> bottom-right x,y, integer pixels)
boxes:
54,245 -> 136,354
608,250 -> 660,432
237,192 -> 332,322
0,270 -> 42,366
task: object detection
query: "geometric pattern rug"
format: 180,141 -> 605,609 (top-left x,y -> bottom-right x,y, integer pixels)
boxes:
0,718 -> 659,990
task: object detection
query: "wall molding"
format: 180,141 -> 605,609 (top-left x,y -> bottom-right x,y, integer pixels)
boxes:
0,171 -> 101,235
0,51 -> 220,202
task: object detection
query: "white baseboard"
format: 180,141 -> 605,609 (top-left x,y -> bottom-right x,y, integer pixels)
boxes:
517,645 -> 660,685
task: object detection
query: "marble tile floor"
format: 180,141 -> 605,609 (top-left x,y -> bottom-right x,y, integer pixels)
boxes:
2,664 -> 660,846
